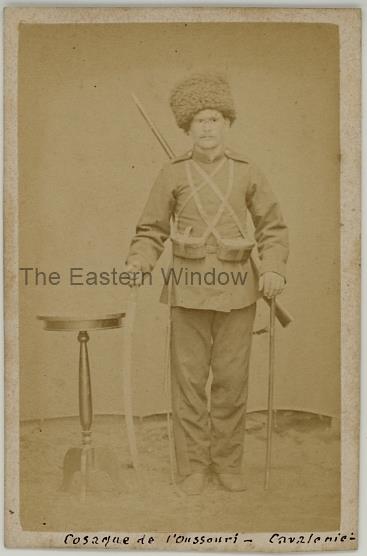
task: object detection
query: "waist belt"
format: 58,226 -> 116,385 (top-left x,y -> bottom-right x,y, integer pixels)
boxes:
205,244 -> 218,254
171,236 -> 254,262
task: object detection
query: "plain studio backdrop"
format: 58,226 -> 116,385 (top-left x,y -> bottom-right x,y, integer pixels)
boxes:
18,22 -> 340,421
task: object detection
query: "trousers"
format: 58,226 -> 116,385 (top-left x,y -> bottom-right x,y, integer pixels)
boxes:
170,303 -> 256,476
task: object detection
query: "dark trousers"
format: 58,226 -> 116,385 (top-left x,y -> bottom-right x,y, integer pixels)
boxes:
170,303 -> 256,476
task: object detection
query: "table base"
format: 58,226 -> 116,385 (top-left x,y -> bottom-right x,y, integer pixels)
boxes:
61,445 -> 122,500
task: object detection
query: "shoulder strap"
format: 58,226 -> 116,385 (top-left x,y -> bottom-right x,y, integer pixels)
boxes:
185,159 -> 235,242
176,157 -> 226,218
191,159 -> 248,239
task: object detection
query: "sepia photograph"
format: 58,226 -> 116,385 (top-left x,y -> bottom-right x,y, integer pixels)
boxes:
4,6 -> 361,552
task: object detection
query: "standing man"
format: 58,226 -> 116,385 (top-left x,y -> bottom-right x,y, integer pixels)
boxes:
126,74 -> 289,495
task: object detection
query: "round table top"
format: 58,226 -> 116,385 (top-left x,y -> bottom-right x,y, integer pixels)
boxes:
37,313 -> 125,331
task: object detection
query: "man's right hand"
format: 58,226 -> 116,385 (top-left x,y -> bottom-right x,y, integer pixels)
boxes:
125,263 -> 144,287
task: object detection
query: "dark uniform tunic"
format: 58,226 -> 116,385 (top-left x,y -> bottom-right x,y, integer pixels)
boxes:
127,146 -> 289,476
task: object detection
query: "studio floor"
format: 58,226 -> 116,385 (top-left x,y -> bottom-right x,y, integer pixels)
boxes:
20,411 -> 340,533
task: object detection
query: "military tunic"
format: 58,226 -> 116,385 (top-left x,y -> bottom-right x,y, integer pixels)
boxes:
127,147 -> 288,311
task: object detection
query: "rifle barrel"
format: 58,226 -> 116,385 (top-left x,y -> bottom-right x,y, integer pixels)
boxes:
132,93 -> 176,159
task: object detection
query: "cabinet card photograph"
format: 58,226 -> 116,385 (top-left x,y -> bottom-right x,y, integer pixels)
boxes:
4,6 -> 361,552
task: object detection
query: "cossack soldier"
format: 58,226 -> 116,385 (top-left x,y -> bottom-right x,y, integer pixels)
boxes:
126,73 -> 289,495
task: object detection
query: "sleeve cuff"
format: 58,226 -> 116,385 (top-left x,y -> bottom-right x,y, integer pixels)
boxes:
259,259 -> 287,281
125,255 -> 151,274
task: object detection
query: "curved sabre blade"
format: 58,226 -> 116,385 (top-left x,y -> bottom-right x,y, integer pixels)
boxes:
122,287 -> 140,472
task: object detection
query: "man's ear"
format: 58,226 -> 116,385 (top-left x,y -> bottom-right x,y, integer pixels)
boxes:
224,118 -> 231,129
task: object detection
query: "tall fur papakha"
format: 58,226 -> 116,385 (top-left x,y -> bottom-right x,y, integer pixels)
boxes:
169,73 -> 236,131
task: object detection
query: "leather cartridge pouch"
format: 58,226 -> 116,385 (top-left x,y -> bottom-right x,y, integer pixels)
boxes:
216,237 -> 255,263
170,230 -> 207,260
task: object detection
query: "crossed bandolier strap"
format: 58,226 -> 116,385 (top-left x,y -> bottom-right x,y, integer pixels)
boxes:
171,157 -> 250,247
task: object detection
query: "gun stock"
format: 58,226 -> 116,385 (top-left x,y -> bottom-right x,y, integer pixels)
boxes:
263,296 -> 293,328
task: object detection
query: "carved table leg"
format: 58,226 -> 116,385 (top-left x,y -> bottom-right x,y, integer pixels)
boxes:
61,330 -> 121,497
78,330 -> 92,502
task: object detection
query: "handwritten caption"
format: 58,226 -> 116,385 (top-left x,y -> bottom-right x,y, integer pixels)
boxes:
64,531 -> 356,548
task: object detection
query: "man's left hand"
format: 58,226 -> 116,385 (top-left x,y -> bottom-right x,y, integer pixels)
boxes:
259,272 -> 285,299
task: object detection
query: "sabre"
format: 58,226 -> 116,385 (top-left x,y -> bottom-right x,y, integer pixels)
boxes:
264,296 -> 276,489
131,92 -> 293,328
122,286 -> 142,488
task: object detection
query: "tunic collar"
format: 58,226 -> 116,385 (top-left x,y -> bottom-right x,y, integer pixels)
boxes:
171,147 -> 249,165
192,146 -> 226,165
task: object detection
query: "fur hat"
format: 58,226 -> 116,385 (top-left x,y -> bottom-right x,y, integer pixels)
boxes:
169,73 -> 236,131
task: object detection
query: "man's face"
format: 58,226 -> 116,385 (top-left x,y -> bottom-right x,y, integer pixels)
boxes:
188,109 -> 230,150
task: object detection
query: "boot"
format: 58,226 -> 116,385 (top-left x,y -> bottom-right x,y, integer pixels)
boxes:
215,473 -> 246,492
180,472 -> 207,495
